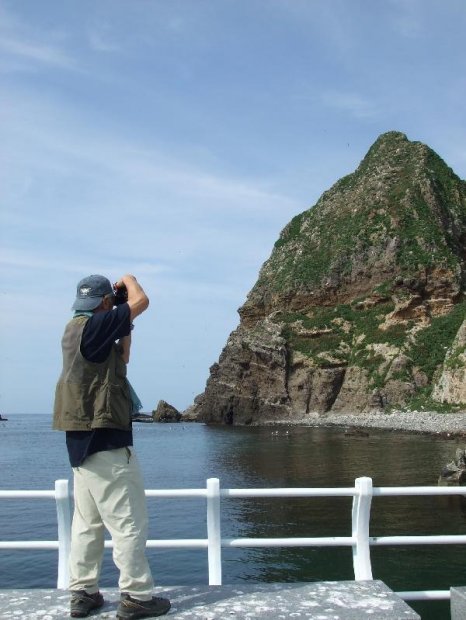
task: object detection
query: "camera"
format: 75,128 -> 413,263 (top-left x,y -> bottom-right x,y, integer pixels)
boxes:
113,283 -> 128,306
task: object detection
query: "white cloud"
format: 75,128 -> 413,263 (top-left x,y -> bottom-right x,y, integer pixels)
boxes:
320,91 -> 379,120
0,248 -> 170,279
1,90 -> 301,228
0,5 -> 74,71
0,35 -> 73,69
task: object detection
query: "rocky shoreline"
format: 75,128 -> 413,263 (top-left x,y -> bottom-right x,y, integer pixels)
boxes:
270,411 -> 466,436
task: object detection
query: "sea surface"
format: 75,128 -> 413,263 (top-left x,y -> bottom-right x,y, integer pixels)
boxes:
1,414 -> 465,619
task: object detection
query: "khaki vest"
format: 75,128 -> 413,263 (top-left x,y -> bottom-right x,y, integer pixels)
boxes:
53,316 -> 131,431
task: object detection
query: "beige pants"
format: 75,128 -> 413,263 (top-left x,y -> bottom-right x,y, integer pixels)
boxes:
69,447 -> 154,600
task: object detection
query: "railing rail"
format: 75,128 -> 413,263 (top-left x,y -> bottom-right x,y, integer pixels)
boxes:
1,477 -> 465,601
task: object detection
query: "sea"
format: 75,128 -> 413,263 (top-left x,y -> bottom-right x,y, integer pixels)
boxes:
1,413 -> 465,619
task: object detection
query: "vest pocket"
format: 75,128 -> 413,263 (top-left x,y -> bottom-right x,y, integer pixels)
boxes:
99,382 -> 131,429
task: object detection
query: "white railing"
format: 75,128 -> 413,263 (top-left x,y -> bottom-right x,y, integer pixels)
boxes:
1,477 -> 465,602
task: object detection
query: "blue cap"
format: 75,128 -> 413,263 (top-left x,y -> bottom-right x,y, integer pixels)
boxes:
72,275 -> 113,311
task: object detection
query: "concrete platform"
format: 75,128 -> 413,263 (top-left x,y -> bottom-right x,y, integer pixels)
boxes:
451,586 -> 466,620
0,581 -> 420,619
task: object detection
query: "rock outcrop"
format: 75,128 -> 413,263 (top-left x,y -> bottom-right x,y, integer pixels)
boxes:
189,132 -> 466,424
153,400 -> 182,423
438,448 -> 466,486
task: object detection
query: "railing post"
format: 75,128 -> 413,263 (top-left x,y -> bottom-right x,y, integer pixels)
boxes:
352,476 -> 373,580
206,477 -> 222,585
55,479 -> 72,589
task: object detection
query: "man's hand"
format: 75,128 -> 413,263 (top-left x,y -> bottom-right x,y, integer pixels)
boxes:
115,274 -> 149,321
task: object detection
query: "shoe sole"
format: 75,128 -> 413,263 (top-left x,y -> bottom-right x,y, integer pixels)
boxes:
116,604 -> 171,620
70,603 -> 104,617
116,614 -> 170,620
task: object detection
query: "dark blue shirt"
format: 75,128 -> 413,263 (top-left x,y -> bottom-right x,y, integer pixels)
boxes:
66,303 -> 134,467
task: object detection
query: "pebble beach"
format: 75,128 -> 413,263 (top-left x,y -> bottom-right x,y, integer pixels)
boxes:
292,411 -> 466,435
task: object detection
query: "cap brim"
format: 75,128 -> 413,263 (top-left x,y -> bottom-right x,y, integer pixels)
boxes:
72,296 -> 103,311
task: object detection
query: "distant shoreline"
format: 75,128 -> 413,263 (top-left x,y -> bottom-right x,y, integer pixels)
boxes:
269,411 -> 466,436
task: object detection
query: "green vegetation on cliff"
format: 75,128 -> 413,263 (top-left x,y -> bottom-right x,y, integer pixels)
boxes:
280,297 -> 466,399
253,132 -> 466,298
409,300 -> 466,381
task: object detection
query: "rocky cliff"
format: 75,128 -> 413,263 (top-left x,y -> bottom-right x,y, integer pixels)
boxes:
188,132 -> 466,424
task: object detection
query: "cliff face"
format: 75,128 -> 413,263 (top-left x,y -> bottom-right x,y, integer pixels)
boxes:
190,132 -> 466,424
432,320 -> 466,405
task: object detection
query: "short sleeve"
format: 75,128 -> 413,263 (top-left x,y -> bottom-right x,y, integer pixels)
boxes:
81,303 -> 131,363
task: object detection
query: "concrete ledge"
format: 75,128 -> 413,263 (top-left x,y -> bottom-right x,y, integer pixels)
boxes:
0,581 -> 420,619
451,586 -> 466,620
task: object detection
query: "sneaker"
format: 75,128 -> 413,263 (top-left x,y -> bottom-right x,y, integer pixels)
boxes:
117,593 -> 171,619
70,590 -> 104,617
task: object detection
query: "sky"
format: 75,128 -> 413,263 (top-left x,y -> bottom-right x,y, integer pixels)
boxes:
1,0 -> 465,415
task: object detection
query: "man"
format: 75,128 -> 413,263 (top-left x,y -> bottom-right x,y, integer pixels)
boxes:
53,274 -> 170,619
